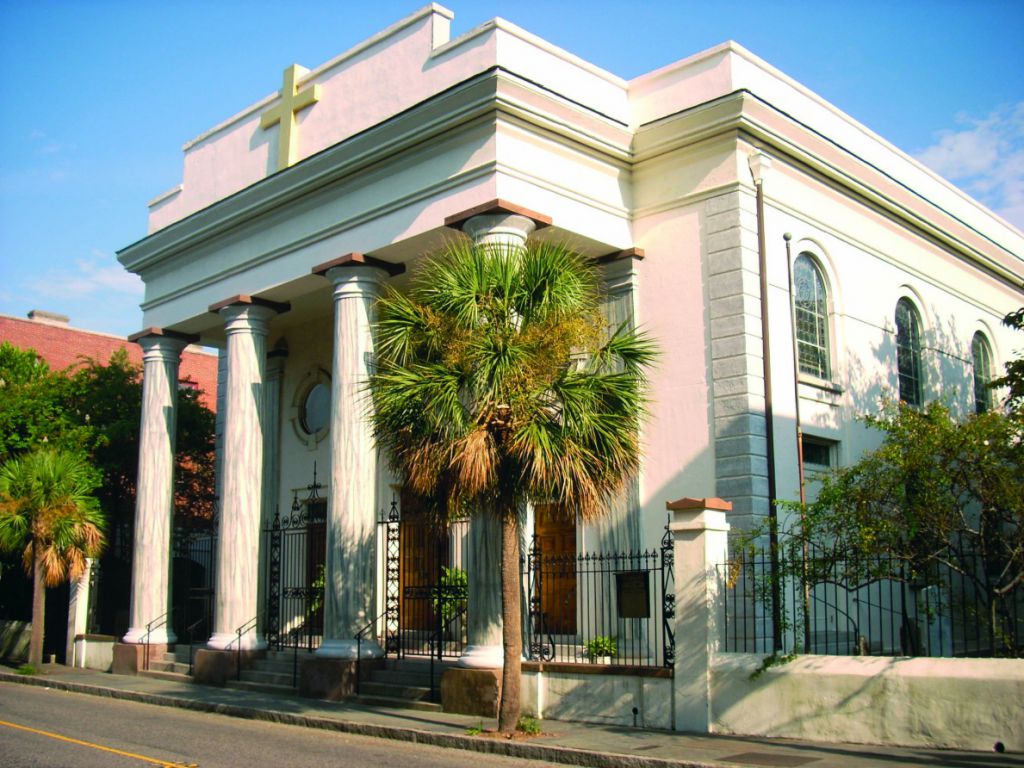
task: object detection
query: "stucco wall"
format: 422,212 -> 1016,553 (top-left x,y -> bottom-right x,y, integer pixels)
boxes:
712,653 -> 1024,751
522,668 -> 672,730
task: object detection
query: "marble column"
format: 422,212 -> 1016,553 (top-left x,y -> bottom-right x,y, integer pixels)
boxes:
123,331 -> 192,644
208,301 -> 283,650
315,258 -> 390,658
457,211 -> 537,669
256,346 -> 287,637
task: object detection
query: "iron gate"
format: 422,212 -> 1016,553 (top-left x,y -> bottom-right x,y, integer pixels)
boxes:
172,528 -> 217,646
263,501 -> 326,651
376,499 -> 469,659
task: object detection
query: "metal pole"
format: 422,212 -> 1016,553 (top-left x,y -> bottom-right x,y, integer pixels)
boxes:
750,154 -> 783,653
783,232 -> 812,653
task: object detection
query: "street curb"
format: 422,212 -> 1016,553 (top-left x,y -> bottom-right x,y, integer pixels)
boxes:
0,672 -> 726,768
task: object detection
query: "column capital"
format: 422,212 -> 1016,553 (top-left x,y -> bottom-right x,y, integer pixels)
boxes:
312,252 -> 404,277
443,199 -> 552,232
208,294 -> 291,315
128,328 -> 197,362
216,303 -> 281,336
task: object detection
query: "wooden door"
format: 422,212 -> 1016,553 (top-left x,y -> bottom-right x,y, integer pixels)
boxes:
535,504 -> 577,635
399,494 -> 443,631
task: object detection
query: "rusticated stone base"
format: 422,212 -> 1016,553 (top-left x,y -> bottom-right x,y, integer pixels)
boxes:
112,642 -> 167,675
441,667 -> 501,717
299,657 -> 383,701
193,648 -> 265,686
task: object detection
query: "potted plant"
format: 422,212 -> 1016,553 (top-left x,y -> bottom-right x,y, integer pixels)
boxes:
584,635 -> 617,664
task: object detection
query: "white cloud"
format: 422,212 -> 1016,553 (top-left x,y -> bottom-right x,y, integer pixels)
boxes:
915,102 -> 1024,231
28,250 -> 144,300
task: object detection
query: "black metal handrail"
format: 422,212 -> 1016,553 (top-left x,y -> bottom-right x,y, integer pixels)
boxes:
185,616 -> 206,676
354,607 -> 390,696
142,610 -> 172,672
233,614 -> 260,681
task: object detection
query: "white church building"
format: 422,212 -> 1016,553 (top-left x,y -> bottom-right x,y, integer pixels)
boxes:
112,4 -> 1023,742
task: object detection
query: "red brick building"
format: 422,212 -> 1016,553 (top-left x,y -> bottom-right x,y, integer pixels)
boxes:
0,310 -> 218,410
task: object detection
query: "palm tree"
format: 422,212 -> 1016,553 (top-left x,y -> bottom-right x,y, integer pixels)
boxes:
370,239 -> 655,732
0,448 -> 105,667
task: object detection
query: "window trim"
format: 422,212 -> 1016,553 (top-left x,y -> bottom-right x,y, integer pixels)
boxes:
895,297 -> 924,406
971,331 -> 994,414
792,253 -> 833,382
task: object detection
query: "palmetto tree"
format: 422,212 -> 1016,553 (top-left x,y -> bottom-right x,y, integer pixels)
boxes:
370,239 -> 655,731
0,448 -> 105,667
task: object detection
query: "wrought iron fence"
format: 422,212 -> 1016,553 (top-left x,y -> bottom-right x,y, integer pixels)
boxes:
522,525 -> 674,668
374,502 -> 469,660
172,528 -> 217,645
263,503 -> 325,652
721,542 -> 1024,658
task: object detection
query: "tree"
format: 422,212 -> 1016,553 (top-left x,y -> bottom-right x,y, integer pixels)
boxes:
0,343 -> 94,463
773,401 -> 1023,655
0,448 -> 105,666
369,240 -> 656,731
992,306 -> 1024,415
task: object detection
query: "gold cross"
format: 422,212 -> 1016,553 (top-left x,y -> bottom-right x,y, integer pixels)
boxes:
260,64 -> 321,172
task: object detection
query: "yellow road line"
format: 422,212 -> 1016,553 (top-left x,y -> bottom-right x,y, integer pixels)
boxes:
0,718 -> 195,767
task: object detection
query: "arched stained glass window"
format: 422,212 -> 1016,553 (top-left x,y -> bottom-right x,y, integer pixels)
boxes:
895,298 -> 923,406
793,254 -> 831,380
972,332 -> 993,413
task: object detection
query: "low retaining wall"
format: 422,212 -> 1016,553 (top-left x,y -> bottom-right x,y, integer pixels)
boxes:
73,634 -> 115,672
712,653 -> 1024,751
522,663 -> 672,730
0,620 -> 30,662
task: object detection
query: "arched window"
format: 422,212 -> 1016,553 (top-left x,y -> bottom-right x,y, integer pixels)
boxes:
895,298 -> 923,406
972,332 -> 994,413
793,254 -> 831,380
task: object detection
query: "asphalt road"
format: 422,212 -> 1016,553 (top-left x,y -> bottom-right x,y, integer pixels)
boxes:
0,684 -> 557,768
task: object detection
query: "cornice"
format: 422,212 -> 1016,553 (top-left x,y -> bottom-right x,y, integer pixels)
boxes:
119,67 -> 632,277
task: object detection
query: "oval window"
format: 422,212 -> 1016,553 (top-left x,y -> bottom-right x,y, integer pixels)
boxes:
300,382 -> 331,435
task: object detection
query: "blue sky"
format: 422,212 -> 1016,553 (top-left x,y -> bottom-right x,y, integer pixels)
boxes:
1,0 -> 1021,337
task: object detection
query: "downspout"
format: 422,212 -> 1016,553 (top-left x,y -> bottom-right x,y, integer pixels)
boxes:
748,150 -> 783,652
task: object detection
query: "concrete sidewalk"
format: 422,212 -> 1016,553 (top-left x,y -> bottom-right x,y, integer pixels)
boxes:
0,665 -> 1018,768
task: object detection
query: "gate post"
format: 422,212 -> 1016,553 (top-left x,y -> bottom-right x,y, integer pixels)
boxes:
667,497 -> 731,733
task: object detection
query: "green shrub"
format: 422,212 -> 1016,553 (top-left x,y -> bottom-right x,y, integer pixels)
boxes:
516,715 -> 541,735
584,635 -> 617,660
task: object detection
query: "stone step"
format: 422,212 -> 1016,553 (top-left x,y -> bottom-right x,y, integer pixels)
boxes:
246,655 -> 305,671
353,695 -> 442,712
368,669 -> 434,687
139,669 -> 193,684
357,681 -> 432,700
239,668 -> 297,687
224,679 -> 298,696
147,660 -> 192,674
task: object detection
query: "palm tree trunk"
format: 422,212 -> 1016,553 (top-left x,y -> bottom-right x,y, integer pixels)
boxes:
497,505 -> 523,734
29,544 -> 46,668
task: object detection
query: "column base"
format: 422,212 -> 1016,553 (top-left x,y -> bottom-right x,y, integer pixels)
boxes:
112,642 -> 168,675
299,656 -> 384,700
122,627 -> 177,645
441,667 -> 501,717
457,643 -> 504,668
315,638 -> 384,659
207,631 -> 267,651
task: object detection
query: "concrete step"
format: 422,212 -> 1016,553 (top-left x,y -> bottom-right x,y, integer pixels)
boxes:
139,669 -> 193,684
353,695 -> 442,712
239,668 -> 297,687
224,679 -> 298,696
368,669 -> 434,687
357,681 -> 431,701
147,660 -> 192,674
